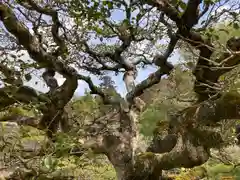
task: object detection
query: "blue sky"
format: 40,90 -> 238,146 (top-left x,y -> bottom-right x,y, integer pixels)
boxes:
71,7 -> 181,97
90,0 -> 235,97
73,52 -> 180,97
1,0 -> 234,97
0,2 -> 183,97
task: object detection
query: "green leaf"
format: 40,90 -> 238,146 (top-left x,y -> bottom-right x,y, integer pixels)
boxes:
44,156 -> 52,170
233,22 -> 239,29
122,19 -> 130,26
107,1 -> 113,9
136,13 -> 142,22
43,156 -> 58,170
209,27 -> 214,32
204,0 -> 214,5
52,158 -> 58,169
93,1 -> 99,8
219,75 -> 225,81
103,1 -> 107,5
214,34 -> 219,40
205,32 -> 211,38
92,12 -> 102,20
179,1 -> 187,10
94,27 -> 103,34
57,163 -> 65,168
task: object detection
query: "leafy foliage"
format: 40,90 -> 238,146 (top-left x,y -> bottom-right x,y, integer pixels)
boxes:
140,66 -> 195,136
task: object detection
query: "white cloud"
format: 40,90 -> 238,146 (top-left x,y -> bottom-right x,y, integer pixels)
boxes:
54,73 -> 65,86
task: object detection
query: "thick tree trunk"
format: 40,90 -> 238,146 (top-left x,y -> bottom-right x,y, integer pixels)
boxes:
105,71 -> 152,180
103,109 -> 137,180
103,109 -> 163,180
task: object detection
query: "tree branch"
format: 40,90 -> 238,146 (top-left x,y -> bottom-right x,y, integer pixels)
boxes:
181,0 -> 201,29
133,90 -> 240,178
20,0 -> 67,56
126,60 -> 173,103
126,32 -> 176,103
144,0 -> 239,101
0,3 -> 116,106
0,3 -> 72,77
0,85 -> 49,110
0,63 -> 23,86
77,74 -> 120,105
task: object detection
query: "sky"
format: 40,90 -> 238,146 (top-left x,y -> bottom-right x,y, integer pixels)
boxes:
18,3 -> 182,97
68,5 -> 181,97
0,0 -> 235,97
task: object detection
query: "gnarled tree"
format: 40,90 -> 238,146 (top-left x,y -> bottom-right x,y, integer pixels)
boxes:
0,0 -> 240,179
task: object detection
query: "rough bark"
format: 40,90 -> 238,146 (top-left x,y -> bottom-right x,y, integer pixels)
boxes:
101,93 -> 226,179
101,109 -> 138,180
